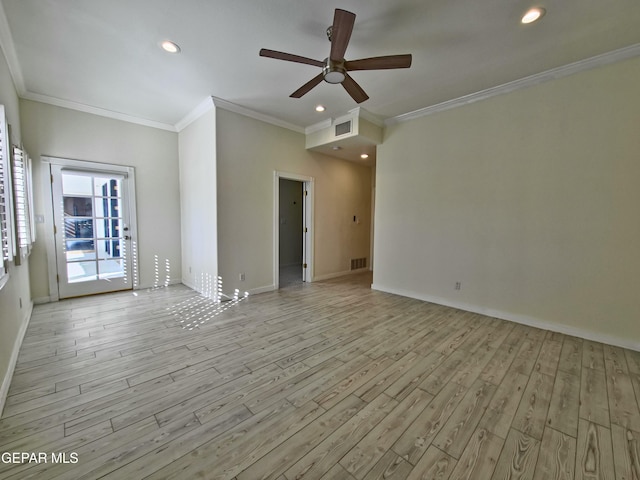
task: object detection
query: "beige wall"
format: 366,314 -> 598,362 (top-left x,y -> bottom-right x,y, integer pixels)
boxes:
216,108 -> 371,292
20,100 -> 181,298
0,46 -> 32,412
178,106 -> 217,294
373,57 -> 640,349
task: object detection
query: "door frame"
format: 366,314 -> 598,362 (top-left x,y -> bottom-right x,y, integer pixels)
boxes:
42,156 -> 138,301
273,171 -> 313,288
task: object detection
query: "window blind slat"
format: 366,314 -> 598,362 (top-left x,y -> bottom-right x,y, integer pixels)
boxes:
12,145 -> 34,254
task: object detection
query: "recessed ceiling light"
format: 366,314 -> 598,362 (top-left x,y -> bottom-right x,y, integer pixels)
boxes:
161,40 -> 181,53
332,146 -> 341,150
315,105 -> 325,112
360,154 -> 369,159
521,7 -> 545,24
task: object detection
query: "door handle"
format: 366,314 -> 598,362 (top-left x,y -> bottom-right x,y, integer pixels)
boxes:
124,235 -> 131,240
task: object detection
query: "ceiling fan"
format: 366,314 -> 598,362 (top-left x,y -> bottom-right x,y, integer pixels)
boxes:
259,8 -> 412,104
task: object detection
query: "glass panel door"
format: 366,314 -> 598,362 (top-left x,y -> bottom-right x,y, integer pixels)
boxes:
52,166 -> 132,298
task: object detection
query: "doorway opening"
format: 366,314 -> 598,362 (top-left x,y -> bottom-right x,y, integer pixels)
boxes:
279,178 -> 303,287
274,172 -> 313,289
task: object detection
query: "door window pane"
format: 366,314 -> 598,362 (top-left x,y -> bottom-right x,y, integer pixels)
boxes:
97,239 -> 122,259
62,174 -> 92,196
94,177 -> 120,197
108,218 -> 122,238
94,218 -> 121,240
98,259 -> 125,279
64,218 -> 93,239
63,196 -> 92,217
94,197 -> 121,220
67,261 -> 98,283
65,240 -> 95,261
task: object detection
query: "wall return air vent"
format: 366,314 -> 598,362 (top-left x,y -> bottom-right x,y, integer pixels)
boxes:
350,257 -> 367,270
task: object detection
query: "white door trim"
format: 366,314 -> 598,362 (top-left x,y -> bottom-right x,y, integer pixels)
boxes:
273,171 -> 314,288
41,156 -> 138,301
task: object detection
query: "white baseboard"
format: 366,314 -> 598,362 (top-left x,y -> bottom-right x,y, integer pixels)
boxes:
33,296 -> 51,304
249,284 -> 276,295
0,301 -> 34,416
181,279 -> 274,297
371,283 -> 640,353
134,277 -> 183,290
314,268 -> 369,282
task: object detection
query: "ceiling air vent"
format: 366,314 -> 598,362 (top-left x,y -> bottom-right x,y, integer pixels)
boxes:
335,120 -> 352,137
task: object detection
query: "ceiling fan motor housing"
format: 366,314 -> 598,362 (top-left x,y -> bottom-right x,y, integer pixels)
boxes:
323,58 -> 346,84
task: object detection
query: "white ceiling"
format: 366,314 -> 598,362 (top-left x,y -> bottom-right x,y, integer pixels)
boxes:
1,0 -> 639,133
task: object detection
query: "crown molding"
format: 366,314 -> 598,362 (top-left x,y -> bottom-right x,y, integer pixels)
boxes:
350,107 -> 384,127
0,1 -> 26,95
175,96 -> 215,132
386,43 -> 640,126
211,96 -> 304,133
305,118 -> 332,135
21,91 -> 177,131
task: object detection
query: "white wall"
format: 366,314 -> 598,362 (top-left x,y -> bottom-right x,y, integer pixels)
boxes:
178,105 -> 218,294
20,100 -> 181,299
216,108 -> 372,293
0,46 -> 32,414
373,56 -> 640,349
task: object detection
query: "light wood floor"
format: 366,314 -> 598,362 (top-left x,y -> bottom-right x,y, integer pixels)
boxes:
1,273 -> 639,479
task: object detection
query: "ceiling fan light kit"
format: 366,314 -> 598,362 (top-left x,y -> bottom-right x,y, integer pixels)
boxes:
323,60 -> 347,84
259,8 -> 412,103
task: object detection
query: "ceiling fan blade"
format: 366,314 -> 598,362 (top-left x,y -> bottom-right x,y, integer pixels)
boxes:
260,49 -> 324,68
330,9 -> 356,62
290,73 -> 324,98
345,54 -> 412,71
342,74 -> 369,103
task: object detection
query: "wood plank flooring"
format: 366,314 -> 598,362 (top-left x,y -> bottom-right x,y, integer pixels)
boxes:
1,273 -> 639,479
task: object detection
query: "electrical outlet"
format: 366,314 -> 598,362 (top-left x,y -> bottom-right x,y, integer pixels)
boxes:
455,282 -> 461,290
19,297 -> 22,308
240,273 -> 246,281
189,266 -> 192,273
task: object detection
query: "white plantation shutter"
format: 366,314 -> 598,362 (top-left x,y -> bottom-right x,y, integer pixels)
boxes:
0,105 -> 36,283
26,153 -> 35,244
11,145 -> 33,261
0,105 -> 15,279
